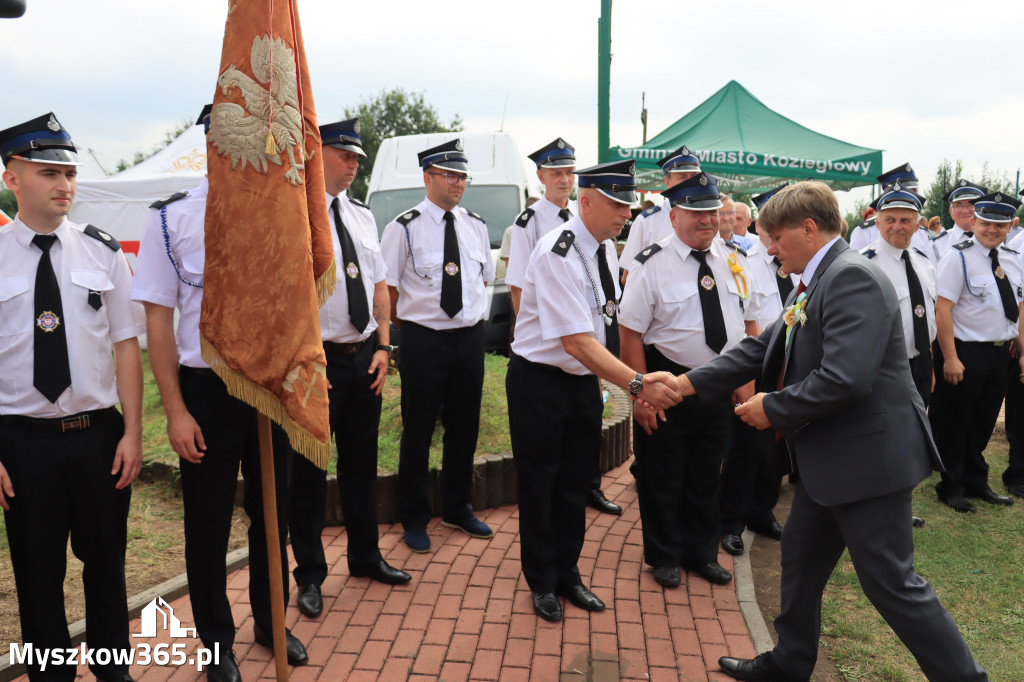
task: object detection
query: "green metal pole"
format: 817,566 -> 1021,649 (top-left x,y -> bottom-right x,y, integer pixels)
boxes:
598,0 -> 611,163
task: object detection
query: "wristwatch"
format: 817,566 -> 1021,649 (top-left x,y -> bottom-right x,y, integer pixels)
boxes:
628,372 -> 643,395
375,344 -> 397,355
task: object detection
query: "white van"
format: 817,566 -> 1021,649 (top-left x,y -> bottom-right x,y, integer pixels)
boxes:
366,131 -> 531,352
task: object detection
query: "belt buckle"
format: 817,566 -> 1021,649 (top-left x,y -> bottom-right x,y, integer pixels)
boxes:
994,340 -> 1007,347
61,414 -> 89,432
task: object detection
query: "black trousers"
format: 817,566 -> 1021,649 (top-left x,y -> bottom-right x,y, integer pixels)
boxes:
289,341 -> 383,585
634,347 -> 731,568
719,414 -> 782,537
0,408 -> 131,682
909,351 -> 932,408
929,340 -> 1007,498
772,484 -> 985,681
178,367 -> 291,652
1004,354 -> 1024,487
396,321 -> 484,530
506,354 -> 600,593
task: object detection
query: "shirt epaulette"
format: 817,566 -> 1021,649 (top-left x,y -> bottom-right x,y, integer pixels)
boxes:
862,248 -> 877,259
1000,244 -> 1019,255
912,247 -> 928,259
395,209 -> 420,226
347,195 -> 370,209
932,231 -> 948,241
149,191 -> 189,209
466,209 -> 485,224
515,208 -> 535,228
953,239 -> 973,251
83,224 -> 121,251
640,205 -> 661,218
551,230 -> 575,257
633,243 -> 662,264
724,240 -> 747,258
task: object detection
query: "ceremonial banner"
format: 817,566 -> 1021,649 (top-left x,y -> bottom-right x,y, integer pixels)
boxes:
202,0 -> 335,468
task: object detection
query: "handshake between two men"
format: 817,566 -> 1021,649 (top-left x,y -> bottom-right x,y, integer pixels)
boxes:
632,373 -> 771,434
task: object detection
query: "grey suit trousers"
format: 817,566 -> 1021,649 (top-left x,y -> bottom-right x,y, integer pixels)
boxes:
772,483 -> 987,682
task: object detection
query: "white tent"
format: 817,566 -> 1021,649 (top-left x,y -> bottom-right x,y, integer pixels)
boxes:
70,124 -> 208,265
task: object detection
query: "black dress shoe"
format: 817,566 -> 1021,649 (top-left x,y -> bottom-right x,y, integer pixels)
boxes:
532,592 -> 562,621
253,624 -> 308,666
747,519 -> 784,541
296,583 -> 322,618
207,650 -> 241,682
721,534 -> 744,556
911,516 -> 925,528
1008,484 -> 1024,498
588,489 -> 622,515
966,487 -> 1014,506
691,561 -> 733,585
938,494 -> 976,513
350,560 -> 412,585
652,566 -> 681,588
719,652 -> 807,681
557,584 -> 606,611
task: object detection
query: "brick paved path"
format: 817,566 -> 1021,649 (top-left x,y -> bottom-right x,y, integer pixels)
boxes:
31,458 -> 756,681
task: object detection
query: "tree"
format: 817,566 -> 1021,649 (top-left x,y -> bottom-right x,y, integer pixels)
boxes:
843,199 -> 871,238
0,181 -> 16,218
115,119 -> 192,172
920,160 -> 1021,227
342,88 -> 463,200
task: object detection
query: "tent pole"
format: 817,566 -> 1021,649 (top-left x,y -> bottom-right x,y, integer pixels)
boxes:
598,0 -> 611,163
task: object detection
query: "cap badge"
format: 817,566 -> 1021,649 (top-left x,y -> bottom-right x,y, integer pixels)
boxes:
995,194 -> 1003,202
914,304 -> 925,318
454,140 -> 463,152
701,275 -> 716,291
960,180 -> 968,187
699,175 -> 708,186
628,161 -> 635,174
445,262 -> 460,276
36,311 -> 60,332
892,181 -> 902,191
681,146 -> 690,156
346,262 -> 359,279
557,140 -> 565,149
353,120 -> 360,135
905,163 -> 912,172
46,114 -> 61,133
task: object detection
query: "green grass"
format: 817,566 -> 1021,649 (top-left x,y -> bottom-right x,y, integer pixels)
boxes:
819,429 -> 1024,681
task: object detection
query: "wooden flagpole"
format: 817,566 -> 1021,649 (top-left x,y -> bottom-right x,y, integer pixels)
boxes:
258,413 -> 290,681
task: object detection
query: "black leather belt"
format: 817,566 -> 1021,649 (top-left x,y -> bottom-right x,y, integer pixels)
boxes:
0,406 -> 118,433
324,338 -> 371,355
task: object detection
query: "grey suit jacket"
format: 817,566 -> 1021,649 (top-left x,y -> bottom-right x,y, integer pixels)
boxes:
687,240 -> 942,506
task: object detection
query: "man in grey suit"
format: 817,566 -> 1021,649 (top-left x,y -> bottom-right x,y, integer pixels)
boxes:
674,182 -> 986,681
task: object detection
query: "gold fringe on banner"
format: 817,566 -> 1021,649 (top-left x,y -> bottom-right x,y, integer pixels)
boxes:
200,336 -> 331,470
316,259 -> 336,307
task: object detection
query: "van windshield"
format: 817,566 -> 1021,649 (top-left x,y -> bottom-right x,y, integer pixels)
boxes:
367,185 -> 522,248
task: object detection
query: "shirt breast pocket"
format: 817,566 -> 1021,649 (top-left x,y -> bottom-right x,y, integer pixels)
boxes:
466,247 -> 487,277
412,248 -> 443,278
0,276 -> 31,338
180,251 -> 205,285
70,269 -> 115,327
661,280 -> 699,306
968,275 -> 993,296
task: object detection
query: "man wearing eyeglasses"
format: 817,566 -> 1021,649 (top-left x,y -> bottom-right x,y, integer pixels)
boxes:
380,138 -> 496,553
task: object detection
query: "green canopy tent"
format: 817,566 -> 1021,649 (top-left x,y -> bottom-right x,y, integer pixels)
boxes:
610,81 -> 883,195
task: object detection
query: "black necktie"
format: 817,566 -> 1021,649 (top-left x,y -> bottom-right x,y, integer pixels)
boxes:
596,242 -> 620,357
901,251 -> 930,357
32,234 -> 71,403
331,198 -> 370,333
441,210 -> 463,318
692,250 -> 727,353
990,248 -> 1019,323
773,256 -> 794,302
558,208 -> 572,223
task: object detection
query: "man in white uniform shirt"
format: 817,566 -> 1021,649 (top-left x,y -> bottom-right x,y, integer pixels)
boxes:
507,160 -> 679,621
0,113 -> 143,682
932,179 -> 987,259
849,164 -> 936,268
619,172 -> 757,588
287,118 -> 410,622
619,145 -> 702,282
380,139 -> 496,553
133,107 -> 307,682
719,184 -> 792,557
930,191 -> 1022,513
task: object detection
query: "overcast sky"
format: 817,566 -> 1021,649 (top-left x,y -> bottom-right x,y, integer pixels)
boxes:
3,0 -> 1022,213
